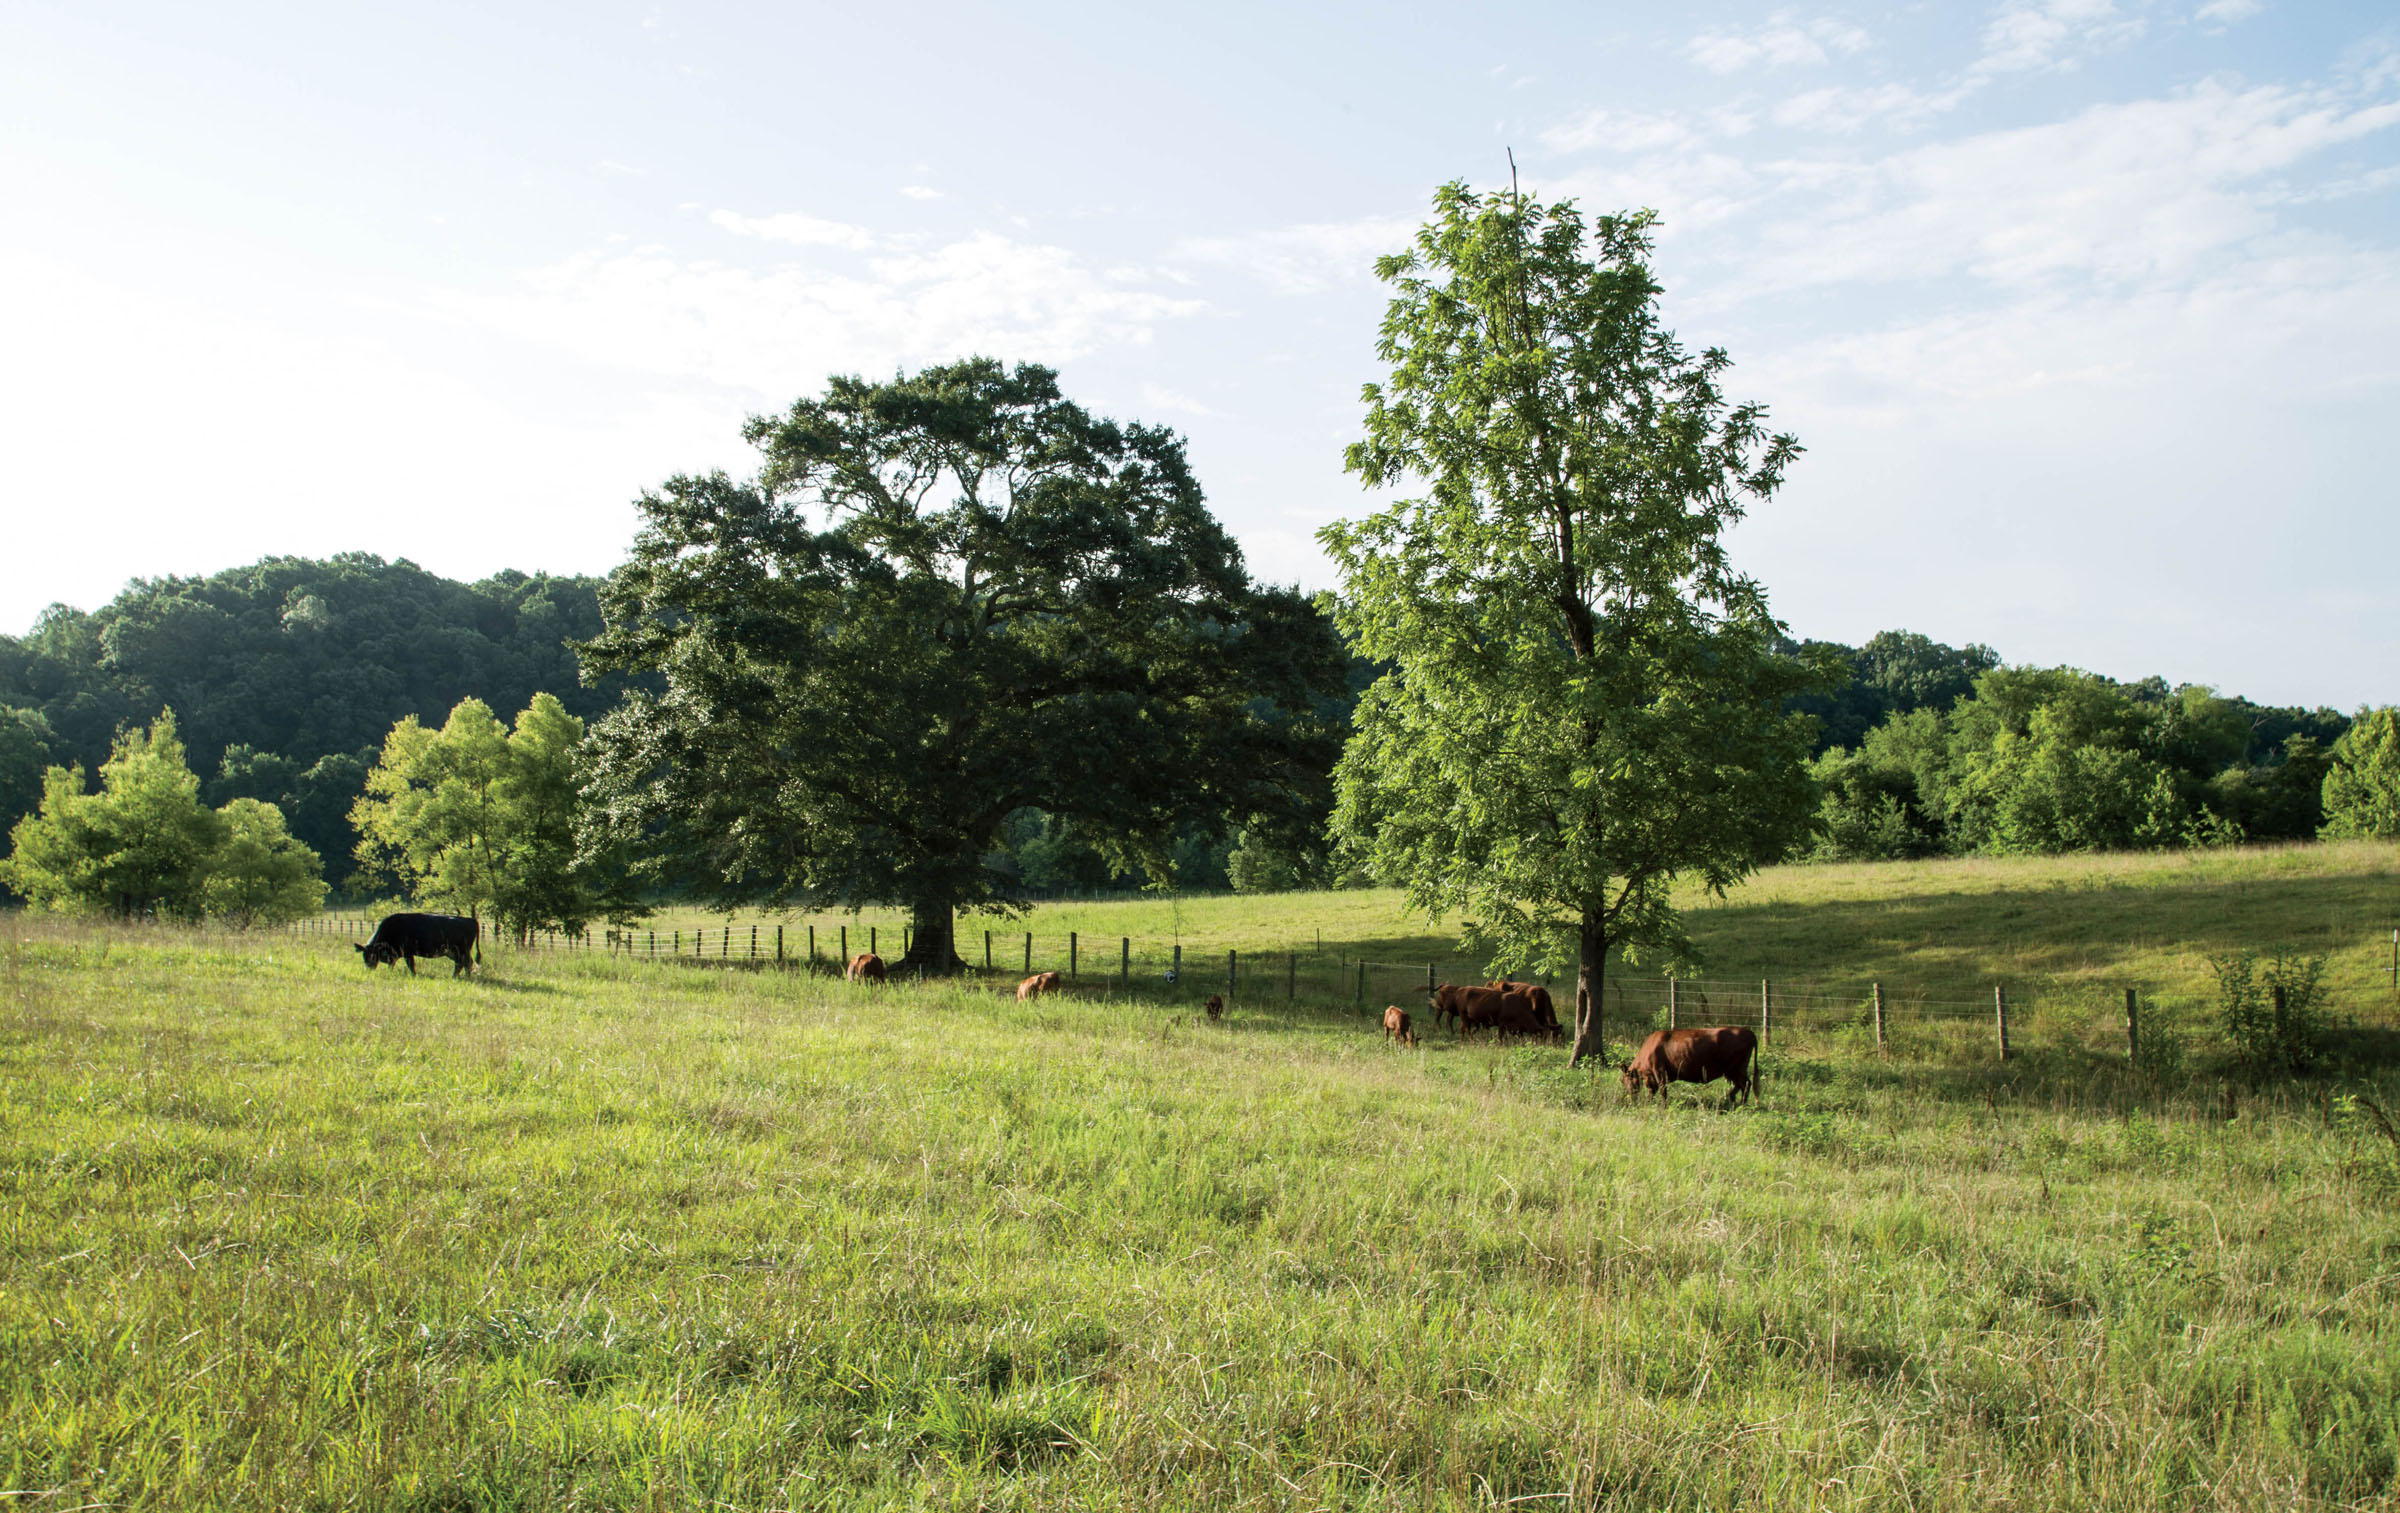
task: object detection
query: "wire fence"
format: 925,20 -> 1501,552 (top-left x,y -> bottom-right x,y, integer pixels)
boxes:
291,914 -> 2075,1063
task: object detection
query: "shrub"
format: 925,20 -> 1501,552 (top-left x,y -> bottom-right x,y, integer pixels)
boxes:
2207,949 -> 2329,1077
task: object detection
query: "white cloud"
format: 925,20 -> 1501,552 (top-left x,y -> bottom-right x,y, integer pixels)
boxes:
1539,107 -> 1698,155
1138,382 -> 1222,418
1772,81 -> 1970,133
898,185 -> 943,200
1730,79 -> 2400,294
707,209 -> 880,250
1688,13 -> 1871,73
435,229 -> 1208,394
1172,217 -> 1417,295
2195,0 -> 2263,24
1973,0 -> 2145,76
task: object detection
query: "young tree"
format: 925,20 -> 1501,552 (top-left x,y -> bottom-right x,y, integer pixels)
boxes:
351,695 -> 616,938
1,711 -> 228,917
2321,706 -> 2400,840
200,798 -> 328,926
1323,183 -> 1827,1063
578,358 -> 1345,974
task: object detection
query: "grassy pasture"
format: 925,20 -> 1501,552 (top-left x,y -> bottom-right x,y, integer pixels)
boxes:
8,867 -> 2400,1509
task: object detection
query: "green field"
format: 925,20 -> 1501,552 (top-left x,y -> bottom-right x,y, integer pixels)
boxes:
9,845 -> 2400,1509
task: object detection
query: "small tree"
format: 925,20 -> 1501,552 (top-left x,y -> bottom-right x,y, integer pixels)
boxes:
1323,183 -> 1827,1062
201,798 -> 328,927
1,712 -> 226,917
351,694 -> 617,939
2321,706 -> 2400,840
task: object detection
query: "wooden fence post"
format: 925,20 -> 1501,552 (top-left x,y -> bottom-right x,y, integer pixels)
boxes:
750,925 -> 758,959
1172,943 -> 1182,986
983,929 -> 991,972
1024,932 -> 1032,974
869,926 -> 877,959
1995,985 -> 2011,1061
674,930 -> 681,954
1872,982 -> 1886,1053
775,925 -> 783,963
1355,960 -> 1365,1008
2125,986 -> 2140,1068
1069,931 -> 1078,980
839,925 -> 847,963
1760,979 -> 1771,1044
1426,962 -> 1437,998
647,930 -> 655,957
1120,937 -> 1130,993
1668,978 -> 1679,1030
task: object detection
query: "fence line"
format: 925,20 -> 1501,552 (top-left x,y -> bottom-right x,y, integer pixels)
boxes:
292,914 -> 2117,1065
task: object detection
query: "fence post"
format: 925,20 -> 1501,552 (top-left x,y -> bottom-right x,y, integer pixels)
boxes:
1070,931 -> 1078,980
985,930 -> 992,973
1024,933 -> 1032,974
1288,952 -> 1296,1001
2125,986 -> 2140,1068
1426,962 -> 1437,999
1228,949 -> 1238,997
1760,979 -> 1771,1044
1872,982 -> 1886,1053
1355,960 -> 1366,1009
674,930 -> 681,954
840,925 -> 848,963
1995,985 -> 2011,1061
647,930 -> 655,957
1121,937 -> 1130,993
751,925 -> 758,959
776,925 -> 783,963
1668,978 -> 1679,1030
807,924 -> 816,963
869,926 -> 877,960
1172,943 -> 1181,987
723,926 -> 730,959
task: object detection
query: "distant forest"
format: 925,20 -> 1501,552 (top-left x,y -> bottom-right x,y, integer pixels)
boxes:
0,554 -> 2360,900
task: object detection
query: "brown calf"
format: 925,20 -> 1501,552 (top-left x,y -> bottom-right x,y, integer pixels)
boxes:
1383,1005 -> 1417,1046
1204,994 -> 1224,1021
1015,970 -> 1063,1001
844,952 -> 887,984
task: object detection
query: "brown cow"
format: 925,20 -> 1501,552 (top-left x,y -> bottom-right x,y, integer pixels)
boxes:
1437,984 -> 1545,1041
1015,970 -> 1063,1001
1623,1026 -> 1758,1108
845,952 -> 887,984
1382,1005 -> 1417,1046
1203,994 -> 1224,1021
1487,979 -> 1561,1036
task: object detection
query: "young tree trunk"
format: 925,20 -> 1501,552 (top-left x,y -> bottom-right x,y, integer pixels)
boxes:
894,895 -> 967,977
1569,910 -> 1609,1065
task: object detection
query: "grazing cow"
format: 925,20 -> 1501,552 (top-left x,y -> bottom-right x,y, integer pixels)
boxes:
1382,1004 -> 1417,1046
1015,970 -> 1063,1001
1487,979 -> 1562,1036
1623,1026 -> 1758,1108
1435,983 -> 1547,1041
1204,994 -> 1224,1021
355,912 -> 479,977
845,952 -> 887,984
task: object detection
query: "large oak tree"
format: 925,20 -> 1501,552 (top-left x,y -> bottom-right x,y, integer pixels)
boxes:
1323,184 -> 1828,1062
577,359 -> 1344,974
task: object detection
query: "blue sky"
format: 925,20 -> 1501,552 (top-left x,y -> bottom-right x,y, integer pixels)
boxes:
5,0 -> 2394,709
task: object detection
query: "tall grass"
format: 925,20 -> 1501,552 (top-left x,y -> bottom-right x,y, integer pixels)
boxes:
5,907 -> 2399,1509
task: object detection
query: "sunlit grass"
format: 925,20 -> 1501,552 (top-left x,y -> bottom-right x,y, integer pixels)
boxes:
6,907 -> 2400,1509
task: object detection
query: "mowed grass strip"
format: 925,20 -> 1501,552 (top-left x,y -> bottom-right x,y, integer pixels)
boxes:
4,914 -> 2398,1510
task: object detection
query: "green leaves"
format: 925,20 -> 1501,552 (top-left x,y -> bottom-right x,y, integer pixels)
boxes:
1323,182 -> 1822,1054
2320,706 -> 2400,840
579,359 -> 1345,967
350,695 -> 611,937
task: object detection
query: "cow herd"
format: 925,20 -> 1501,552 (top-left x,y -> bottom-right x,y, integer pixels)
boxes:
351,914 -> 1757,1105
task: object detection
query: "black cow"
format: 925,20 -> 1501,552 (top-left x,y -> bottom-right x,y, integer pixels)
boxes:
356,913 -> 480,976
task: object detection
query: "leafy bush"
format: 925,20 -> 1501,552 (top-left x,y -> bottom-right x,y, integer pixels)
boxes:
2207,949 -> 2329,1077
